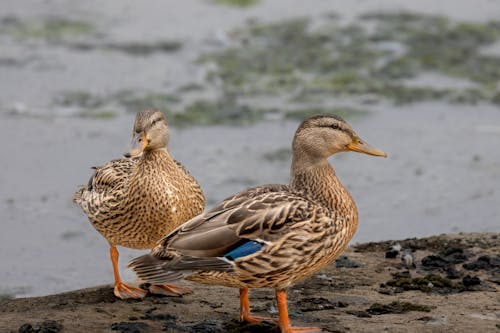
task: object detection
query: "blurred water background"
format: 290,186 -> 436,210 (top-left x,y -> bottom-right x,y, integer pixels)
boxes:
1,0 -> 499,297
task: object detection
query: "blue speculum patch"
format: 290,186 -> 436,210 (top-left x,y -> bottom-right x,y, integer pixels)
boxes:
224,240 -> 263,260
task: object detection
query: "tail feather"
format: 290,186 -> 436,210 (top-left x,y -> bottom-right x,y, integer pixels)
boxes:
128,254 -> 186,284
73,186 -> 86,204
128,253 -> 234,284
168,256 -> 233,271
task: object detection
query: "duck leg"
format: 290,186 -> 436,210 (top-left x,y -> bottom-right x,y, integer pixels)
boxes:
110,245 -> 147,299
276,289 -> 321,333
239,288 -> 276,323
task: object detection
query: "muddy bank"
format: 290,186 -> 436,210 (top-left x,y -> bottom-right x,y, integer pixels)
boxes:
1,232 -> 498,333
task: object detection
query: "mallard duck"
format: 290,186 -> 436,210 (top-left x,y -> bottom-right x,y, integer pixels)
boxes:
129,114 -> 386,332
74,109 -> 205,299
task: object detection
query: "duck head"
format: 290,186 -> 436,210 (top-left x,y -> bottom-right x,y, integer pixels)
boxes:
127,109 -> 170,157
292,114 -> 386,169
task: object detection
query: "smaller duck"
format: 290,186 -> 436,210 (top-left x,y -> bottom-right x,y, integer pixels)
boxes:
129,114 -> 386,332
74,109 -> 205,299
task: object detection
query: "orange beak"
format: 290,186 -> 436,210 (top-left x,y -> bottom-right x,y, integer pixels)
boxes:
346,136 -> 387,157
128,132 -> 148,157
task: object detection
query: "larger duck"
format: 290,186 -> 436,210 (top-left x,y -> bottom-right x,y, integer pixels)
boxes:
74,109 -> 205,299
129,114 -> 386,332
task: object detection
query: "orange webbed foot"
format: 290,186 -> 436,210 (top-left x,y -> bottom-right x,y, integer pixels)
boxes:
280,327 -> 322,333
114,281 -> 147,299
148,283 -> 192,297
240,313 -> 277,324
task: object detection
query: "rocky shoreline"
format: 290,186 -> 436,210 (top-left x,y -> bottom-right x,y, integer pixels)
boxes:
1,232 -> 498,333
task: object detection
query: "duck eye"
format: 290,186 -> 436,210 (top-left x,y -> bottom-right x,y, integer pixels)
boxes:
331,123 -> 340,130
151,118 -> 161,127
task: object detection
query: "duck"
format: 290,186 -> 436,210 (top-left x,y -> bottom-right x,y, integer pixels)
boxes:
74,109 -> 205,299
128,114 -> 386,332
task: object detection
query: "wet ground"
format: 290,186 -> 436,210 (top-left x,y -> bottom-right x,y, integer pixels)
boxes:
0,232 -> 499,332
1,0 -> 500,298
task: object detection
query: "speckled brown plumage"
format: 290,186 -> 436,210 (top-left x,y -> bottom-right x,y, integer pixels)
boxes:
74,109 -> 205,299
75,150 -> 204,249
129,114 -> 386,332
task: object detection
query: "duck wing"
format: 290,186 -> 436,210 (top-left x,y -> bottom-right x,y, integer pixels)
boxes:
73,157 -> 137,217
155,184 -> 291,256
128,185 -> 325,283
88,157 -> 137,192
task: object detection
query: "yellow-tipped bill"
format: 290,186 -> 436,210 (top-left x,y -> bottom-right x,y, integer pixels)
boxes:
346,137 -> 387,157
128,132 -> 148,157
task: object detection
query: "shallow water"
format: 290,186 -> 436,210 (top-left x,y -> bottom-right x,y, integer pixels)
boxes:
1,0 -> 499,297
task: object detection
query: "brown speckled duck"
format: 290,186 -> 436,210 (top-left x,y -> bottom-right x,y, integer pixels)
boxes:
129,114 -> 386,332
74,109 -> 205,299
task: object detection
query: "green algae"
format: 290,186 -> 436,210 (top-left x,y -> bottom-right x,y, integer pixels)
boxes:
68,40 -> 183,55
285,107 -> 369,120
200,12 -> 500,106
0,16 -> 181,55
52,89 -> 275,125
169,99 -> 274,127
52,90 -> 179,118
103,40 -> 182,55
0,16 -> 95,40
48,12 -> 500,125
214,0 -> 259,7
112,91 -> 180,112
177,83 -> 205,92
79,110 -> 118,119
54,91 -> 104,109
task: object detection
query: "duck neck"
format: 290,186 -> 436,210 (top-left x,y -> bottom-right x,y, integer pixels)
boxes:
290,157 -> 356,215
139,148 -> 172,169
